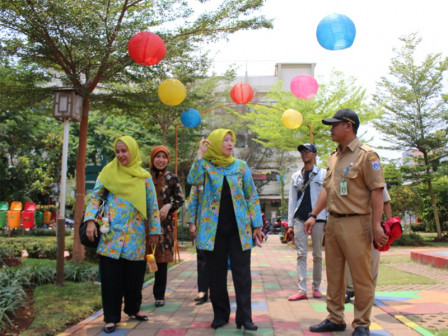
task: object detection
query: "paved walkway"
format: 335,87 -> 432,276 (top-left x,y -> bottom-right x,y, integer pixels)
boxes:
60,237 -> 448,336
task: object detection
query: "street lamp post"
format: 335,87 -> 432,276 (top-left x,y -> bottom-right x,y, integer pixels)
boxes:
52,88 -> 83,286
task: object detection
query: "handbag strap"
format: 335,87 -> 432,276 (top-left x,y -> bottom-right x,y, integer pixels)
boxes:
297,171 -> 316,199
97,188 -> 109,218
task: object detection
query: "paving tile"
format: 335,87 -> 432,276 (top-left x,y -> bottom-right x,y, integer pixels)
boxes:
59,241 -> 448,336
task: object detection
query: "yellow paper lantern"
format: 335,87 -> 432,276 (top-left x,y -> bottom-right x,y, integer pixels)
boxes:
158,79 -> 186,106
282,109 -> 303,129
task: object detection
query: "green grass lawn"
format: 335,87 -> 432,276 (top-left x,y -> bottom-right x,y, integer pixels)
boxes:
21,281 -> 102,336
378,254 -> 438,286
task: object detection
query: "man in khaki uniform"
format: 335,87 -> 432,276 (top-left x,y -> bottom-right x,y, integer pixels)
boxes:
304,109 -> 389,336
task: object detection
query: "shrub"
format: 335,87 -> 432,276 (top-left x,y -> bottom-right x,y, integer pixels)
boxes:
0,261 -> 98,328
64,263 -> 98,282
410,222 -> 426,232
0,269 -> 27,328
0,246 -> 22,268
0,237 -> 73,259
393,233 -> 425,246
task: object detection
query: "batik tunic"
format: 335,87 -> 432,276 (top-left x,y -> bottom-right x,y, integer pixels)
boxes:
150,169 -> 184,263
84,178 -> 161,261
187,158 -> 262,251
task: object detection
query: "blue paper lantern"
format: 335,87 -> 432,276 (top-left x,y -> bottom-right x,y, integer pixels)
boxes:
316,13 -> 356,50
181,108 -> 201,128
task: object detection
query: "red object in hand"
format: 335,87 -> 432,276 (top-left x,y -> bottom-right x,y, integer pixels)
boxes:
374,216 -> 402,251
128,31 -> 166,66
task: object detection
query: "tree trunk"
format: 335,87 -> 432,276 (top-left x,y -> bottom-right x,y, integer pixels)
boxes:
72,97 -> 90,262
427,179 -> 442,239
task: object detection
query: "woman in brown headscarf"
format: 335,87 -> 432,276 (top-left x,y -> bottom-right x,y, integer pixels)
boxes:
149,145 -> 185,307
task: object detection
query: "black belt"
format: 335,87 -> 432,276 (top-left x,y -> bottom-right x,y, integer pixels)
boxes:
329,212 -> 359,218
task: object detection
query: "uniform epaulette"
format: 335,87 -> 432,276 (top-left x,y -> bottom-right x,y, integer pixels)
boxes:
360,144 -> 372,152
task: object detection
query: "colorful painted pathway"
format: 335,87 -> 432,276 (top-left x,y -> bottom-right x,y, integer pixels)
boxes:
60,238 -> 448,336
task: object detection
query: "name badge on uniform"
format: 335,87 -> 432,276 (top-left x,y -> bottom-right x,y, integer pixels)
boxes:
340,180 -> 348,195
340,164 -> 351,196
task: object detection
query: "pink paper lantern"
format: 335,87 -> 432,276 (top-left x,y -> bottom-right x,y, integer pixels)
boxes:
290,74 -> 319,99
128,31 -> 166,66
230,82 -> 254,104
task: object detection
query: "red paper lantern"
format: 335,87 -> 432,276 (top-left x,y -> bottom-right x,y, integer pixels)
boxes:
290,74 -> 319,99
230,82 -> 254,104
128,31 -> 166,66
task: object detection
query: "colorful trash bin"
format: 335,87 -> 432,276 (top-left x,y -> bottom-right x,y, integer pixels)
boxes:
43,211 -> 52,225
35,211 -> 43,227
7,201 -> 22,229
0,201 -> 8,228
22,202 -> 36,229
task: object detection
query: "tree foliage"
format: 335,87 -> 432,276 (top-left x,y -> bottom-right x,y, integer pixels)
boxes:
0,0 -> 273,261
0,60 -> 61,203
229,71 -> 381,164
373,33 -> 448,239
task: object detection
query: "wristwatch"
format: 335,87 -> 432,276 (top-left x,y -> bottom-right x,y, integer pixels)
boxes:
308,213 -> 317,219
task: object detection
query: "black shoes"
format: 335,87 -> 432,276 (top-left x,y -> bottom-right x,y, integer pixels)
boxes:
211,319 -> 228,329
352,326 -> 370,336
194,293 -> 208,305
104,323 -> 116,333
128,314 -> 148,321
236,321 -> 258,330
155,300 -> 165,307
345,290 -> 355,303
310,319 -> 346,332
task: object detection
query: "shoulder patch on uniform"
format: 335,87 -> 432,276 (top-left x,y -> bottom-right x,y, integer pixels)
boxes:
371,161 -> 381,171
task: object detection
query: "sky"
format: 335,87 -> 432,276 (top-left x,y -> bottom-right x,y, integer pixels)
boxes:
201,0 -> 448,160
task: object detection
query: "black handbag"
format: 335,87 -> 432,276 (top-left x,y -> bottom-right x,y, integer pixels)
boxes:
79,188 -> 109,248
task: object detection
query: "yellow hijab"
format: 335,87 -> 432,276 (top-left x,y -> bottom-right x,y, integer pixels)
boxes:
98,136 -> 150,218
203,128 -> 236,167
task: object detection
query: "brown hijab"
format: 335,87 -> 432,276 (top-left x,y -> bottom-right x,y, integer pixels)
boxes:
150,145 -> 170,170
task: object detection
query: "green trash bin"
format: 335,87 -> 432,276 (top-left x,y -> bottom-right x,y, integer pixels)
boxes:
0,212 -> 6,228
0,201 -> 8,228
35,211 -> 43,227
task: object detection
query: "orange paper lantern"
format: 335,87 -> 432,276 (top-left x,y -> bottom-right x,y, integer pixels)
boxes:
128,31 -> 166,66
230,82 -> 254,104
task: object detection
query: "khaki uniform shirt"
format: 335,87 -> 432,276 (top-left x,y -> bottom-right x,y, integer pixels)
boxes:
323,137 -> 385,215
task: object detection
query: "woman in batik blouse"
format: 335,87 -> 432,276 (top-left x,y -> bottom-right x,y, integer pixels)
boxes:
84,135 -> 161,334
187,128 -> 263,331
149,145 -> 185,307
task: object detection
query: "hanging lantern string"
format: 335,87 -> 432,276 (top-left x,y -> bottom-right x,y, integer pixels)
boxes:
173,102 -> 313,174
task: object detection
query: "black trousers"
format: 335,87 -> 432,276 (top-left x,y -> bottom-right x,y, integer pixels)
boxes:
206,230 -> 252,324
99,255 -> 146,323
197,248 -> 210,293
153,262 -> 168,300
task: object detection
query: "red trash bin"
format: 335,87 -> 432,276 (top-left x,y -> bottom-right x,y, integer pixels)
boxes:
22,202 -> 36,229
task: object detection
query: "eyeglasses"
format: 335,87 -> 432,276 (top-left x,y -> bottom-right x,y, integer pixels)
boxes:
300,149 -> 312,154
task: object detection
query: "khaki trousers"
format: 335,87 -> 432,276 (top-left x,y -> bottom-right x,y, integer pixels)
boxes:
325,214 -> 374,328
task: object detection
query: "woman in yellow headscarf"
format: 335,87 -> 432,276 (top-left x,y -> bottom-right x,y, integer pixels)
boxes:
187,128 -> 264,331
84,135 -> 161,334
